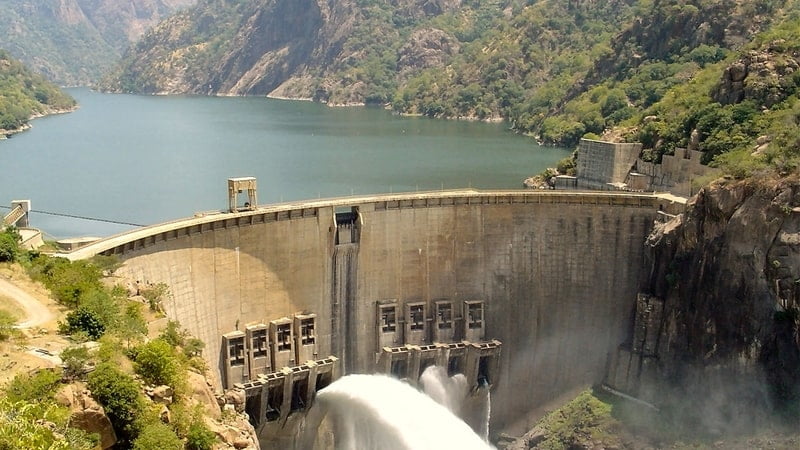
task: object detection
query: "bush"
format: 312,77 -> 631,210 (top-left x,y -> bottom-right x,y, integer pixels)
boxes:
61,346 -> 91,380
186,420 -> 216,450
60,307 -> 105,340
87,362 -> 143,443
117,302 -> 147,348
160,320 -> 185,347
27,256 -> 103,308
132,422 -> 182,450
140,283 -> 169,312
133,339 -> 181,388
0,398 -> 95,450
0,310 -> 17,341
0,227 -> 21,262
5,370 -> 61,403
173,404 -> 217,450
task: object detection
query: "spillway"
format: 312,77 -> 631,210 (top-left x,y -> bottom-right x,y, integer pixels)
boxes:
315,374 -> 492,450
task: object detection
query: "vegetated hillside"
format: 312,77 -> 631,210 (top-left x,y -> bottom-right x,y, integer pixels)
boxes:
610,13 -> 800,179
0,50 -> 76,134
106,1 -> 789,141
102,0 -> 484,98
0,0 -> 194,85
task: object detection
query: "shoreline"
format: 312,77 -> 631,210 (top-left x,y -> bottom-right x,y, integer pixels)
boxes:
1,105 -> 78,139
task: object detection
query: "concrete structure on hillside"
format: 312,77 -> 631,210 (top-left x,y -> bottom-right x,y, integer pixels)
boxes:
575,139 -> 642,189
573,139 -> 718,196
63,188 -> 683,448
3,200 -> 44,250
631,147 -> 719,197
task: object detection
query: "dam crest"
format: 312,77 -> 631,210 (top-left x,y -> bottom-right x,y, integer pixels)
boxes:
62,188 -> 681,447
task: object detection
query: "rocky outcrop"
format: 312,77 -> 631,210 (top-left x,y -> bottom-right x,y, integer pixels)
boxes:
714,42 -> 800,107
55,383 -> 117,449
397,28 -> 460,78
390,0 -> 462,19
610,178 -> 800,435
105,0 -> 468,102
0,0 -> 194,84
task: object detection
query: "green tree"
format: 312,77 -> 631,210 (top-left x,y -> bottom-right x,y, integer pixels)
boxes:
133,339 -> 181,388
5,370 -> 61,403
0,398 -> 95,450
117,303 -> 147,348
60,307 -> 105,340
0,227 -> 21,262
87,362 -> 143,444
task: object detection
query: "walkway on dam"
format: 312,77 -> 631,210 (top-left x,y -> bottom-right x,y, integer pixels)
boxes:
58,189 -> 687,261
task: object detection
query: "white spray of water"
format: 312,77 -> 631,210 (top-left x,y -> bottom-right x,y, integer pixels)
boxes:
419,365 -> 469,416
481,387 -> 491,442
316,374 -> 494,450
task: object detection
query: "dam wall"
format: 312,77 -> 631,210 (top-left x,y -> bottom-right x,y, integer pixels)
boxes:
66,190 -> 670,435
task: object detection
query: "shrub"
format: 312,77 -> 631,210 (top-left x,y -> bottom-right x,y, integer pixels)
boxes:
132,422 -> 182,450
60,307 -> 105,340
173,404 -> 217,450
140,283 -> 169,312
61,346 -> 91,380
0,227 -> 21,262
160,320 -> 185,347
87,362 -> 143,443
186,420 -> 216,450
28,256 -> 103,308
0,398 -> 95,450
5,370 -> 61,403
117,302 -> 147,348
0,310 -> 16,341
133,339 -> 181,388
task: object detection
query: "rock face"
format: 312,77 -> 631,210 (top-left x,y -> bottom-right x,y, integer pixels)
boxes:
105,0 -> 461,102
0,0 -> 195,84
610,178 -> 800,434
714,43 -> 800,107
396,28 -> 460,78
55,383 -> 117,449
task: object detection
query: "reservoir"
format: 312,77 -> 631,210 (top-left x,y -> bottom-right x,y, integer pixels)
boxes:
0,89 -> 569,238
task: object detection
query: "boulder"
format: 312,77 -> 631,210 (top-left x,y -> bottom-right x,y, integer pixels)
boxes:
57,384 -> 117,449
187,370 -> 222,420
150,385 -> 174,405
224,388 -> 246,413
205,414 -> 259,450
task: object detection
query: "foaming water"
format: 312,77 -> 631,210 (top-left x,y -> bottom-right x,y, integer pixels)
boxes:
315,374 -> 493,450
420,366 -> 469,416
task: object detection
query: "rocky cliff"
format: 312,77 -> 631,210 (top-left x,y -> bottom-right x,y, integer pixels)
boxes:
104,0 -> 466,101
0,0 -> 194,85
610,177 -> 800,435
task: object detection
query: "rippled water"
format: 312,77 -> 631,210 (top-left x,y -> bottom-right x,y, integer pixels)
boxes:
0,89 -> 569,238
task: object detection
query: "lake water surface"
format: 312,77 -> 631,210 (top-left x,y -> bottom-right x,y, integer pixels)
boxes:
0,89 -> 569,238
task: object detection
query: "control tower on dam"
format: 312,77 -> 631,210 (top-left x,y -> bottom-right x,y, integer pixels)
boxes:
64,188 -> 679,445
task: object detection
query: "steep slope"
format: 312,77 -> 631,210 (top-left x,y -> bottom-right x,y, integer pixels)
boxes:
107,0 -> 788,137
618,177 -> 800,434
104,0 -> 473,100
0,50 -> 76,134
0,0 -> 194,85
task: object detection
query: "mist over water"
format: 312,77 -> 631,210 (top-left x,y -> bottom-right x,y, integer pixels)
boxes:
315,374 -> 493,450
0,89 -> 570,238
420,366 -> 469,416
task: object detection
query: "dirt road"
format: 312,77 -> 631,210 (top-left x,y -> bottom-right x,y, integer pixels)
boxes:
0,276 -> 54,328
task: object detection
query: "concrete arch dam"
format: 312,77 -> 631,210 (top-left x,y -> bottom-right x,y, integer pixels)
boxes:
65,189 -> 675,442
